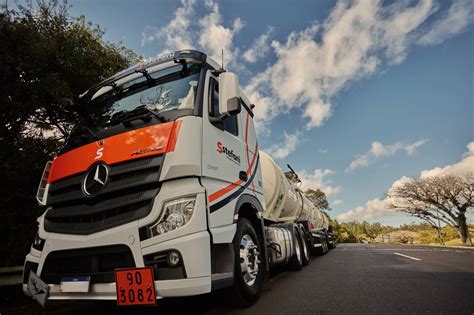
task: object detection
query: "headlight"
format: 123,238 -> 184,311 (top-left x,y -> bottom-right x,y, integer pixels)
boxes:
148,196 -> 196,237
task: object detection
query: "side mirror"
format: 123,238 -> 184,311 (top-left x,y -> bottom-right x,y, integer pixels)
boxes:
218,72 -> 241,118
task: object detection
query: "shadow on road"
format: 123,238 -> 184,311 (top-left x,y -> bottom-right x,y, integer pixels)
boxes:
0,284 -> 238,315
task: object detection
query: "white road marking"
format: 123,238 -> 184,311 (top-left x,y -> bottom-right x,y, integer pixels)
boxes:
394,252 -> 422,261
339,247 -> 473,253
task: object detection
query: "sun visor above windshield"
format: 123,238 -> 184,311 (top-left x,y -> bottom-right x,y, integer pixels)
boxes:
82,50 -> 207,102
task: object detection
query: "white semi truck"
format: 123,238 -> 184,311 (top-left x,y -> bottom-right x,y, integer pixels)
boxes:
23,50 -> 335,307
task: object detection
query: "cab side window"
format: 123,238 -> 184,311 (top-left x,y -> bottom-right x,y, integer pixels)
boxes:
209,78 -> 238,136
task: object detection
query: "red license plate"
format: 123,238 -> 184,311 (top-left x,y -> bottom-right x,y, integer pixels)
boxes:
115,267 -> 156,306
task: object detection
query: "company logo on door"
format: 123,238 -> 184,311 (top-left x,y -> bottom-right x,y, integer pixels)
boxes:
217,141 -> 241,165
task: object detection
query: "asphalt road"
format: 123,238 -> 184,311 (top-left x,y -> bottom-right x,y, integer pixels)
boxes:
1,243 -> 473,314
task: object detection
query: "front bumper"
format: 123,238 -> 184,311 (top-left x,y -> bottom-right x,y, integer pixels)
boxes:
23,178 -> 212,300
23,230 -> 211,300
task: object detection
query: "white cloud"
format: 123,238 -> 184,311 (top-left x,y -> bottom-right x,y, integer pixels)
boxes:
346,139 -> 429,172
333,199 -> 344,206
244,0 -> 472,130
198,0 -> 244,65
141,0 -> 196,49
404,139 -> 430,155
141,0 -> 243,67
418,0 -> 474,45
420,141 -> 474,178
266,131 -> 300,159
243,27 -> 274,63
336,198 -> 396,222
319,148 -> 329,154
141,0 -> 473,130
337,140 -> 474,222
299,169 -> 342,197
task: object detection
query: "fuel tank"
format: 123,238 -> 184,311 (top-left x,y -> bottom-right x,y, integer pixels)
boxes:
260,151 -> 328,229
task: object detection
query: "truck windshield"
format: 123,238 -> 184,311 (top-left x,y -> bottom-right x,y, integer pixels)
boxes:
83,63 -> 201,131
61,63 -> 200,153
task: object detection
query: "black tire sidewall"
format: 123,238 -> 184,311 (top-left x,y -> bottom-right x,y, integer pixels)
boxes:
232,218 -> 263,303
298,227 -> 310,265
289,225 -> 303,270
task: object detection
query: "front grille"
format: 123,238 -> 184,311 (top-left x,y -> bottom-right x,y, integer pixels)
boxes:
44,155 -> 163,235
41,245 -> 135,284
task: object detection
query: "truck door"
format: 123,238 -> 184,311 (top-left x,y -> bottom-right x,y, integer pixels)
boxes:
202,72 -> 248,229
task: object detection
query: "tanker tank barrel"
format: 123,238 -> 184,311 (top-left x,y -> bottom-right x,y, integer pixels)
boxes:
260,150 -> 329,230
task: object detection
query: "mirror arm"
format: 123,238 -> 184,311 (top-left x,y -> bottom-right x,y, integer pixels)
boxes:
211,69 -> 226,77
209,116 -> 223,123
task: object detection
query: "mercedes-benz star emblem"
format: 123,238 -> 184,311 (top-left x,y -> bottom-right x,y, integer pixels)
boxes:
82,163 -> 109,196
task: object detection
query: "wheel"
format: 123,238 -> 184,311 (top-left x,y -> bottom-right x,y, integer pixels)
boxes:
289,227 -> 304,271
315,234 -> 328,256
329,236 -> 336,249
299,228 -> 310,266
323,236 -> 329,254
331,234 -> 337,249
231,218 -> 263,307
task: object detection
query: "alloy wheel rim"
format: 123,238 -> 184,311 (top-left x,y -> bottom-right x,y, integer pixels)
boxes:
240,234 -> 260,286
295,237 -> 302,262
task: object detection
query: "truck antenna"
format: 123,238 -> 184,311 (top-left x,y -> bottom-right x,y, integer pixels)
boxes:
221,49 -> 224,70
286,164 -> 302,184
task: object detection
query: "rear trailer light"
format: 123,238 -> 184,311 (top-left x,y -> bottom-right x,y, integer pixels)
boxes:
36,161 -> 52,205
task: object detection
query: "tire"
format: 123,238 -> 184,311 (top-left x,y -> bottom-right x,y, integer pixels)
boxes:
323,236 -> 329,254
289,226 -> 304,271
315,234 -> 328,256
298,228 -> 310,266
329,236 -> 336,249
231,218 -> 264,307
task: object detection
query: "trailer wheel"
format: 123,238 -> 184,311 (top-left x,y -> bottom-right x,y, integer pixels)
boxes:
289,227 -> 303,271
299,229 -> 310,266
231,218 -> 263,307
315,234 -> 329,256
329,236 -> 337,249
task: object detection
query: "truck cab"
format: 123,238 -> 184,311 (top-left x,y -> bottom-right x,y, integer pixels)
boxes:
24,50 -> 266,305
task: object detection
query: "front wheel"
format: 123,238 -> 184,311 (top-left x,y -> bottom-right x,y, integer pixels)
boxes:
231,218 -> 263,307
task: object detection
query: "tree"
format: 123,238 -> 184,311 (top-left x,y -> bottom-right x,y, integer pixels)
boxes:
305,188 -> 330,211
0,0 -> 139,266
386,173 -> 474,246
362,221 -> 383,243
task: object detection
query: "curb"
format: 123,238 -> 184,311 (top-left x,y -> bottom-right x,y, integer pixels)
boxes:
0,266 -> 23,287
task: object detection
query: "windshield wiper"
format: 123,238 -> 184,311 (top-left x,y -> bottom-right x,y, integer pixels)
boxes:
65,126 -> 99,148
109,105 -> 165,127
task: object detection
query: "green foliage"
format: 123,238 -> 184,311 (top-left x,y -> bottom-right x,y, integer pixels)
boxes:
0,0 -> 139,266
305,188 -> 330,211
335,220 -> 473,246
362,221 -> 383,241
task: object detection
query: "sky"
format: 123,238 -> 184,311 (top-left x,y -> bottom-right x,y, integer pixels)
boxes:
67,0 -> 473,226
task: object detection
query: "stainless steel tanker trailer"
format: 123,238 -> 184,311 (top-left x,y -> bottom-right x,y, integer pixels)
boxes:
260,150 -> 335,273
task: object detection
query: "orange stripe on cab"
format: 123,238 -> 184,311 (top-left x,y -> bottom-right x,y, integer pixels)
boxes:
48,121 -> 182,183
